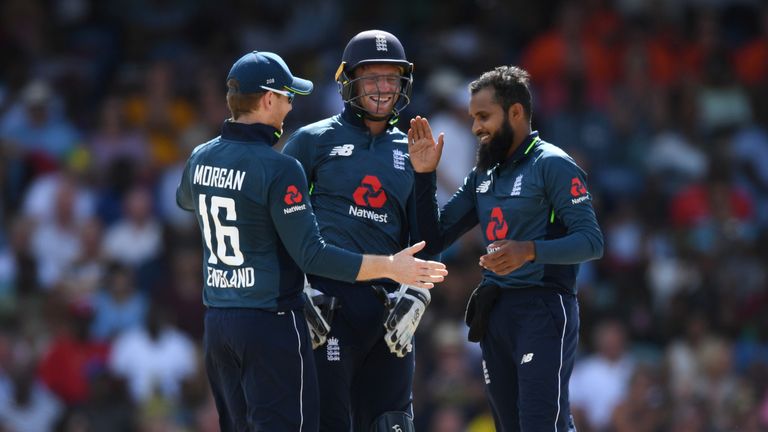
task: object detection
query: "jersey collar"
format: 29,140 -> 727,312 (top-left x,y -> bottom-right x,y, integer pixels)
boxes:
340,106 -> 399,133
221,120 -> 282,146
501,131 -> 540,168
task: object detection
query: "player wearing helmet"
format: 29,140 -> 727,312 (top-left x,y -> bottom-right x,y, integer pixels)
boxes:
282,30 -> 429,431
177,50 -> 446,432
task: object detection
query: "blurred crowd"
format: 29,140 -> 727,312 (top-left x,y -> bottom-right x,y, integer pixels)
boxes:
1,0 -> 768,430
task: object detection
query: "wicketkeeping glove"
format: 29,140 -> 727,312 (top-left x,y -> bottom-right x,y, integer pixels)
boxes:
303,285 -> 331,350
383,285 -> 431,357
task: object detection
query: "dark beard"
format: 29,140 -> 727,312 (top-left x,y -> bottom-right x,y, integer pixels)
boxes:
476,119 -> 515,171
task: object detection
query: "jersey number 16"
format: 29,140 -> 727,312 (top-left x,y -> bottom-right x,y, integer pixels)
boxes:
198,194 -> 244,266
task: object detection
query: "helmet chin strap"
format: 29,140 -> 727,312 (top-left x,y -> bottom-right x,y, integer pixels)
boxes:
349,93 -> 397,122
348,102 -> 392,122
362,110 -> 392,122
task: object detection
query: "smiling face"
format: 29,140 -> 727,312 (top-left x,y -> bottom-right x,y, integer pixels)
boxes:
353,64 -> 403,117
469,87 -> 515,170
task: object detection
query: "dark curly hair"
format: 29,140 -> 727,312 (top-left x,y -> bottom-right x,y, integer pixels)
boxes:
469,66 -> 532,119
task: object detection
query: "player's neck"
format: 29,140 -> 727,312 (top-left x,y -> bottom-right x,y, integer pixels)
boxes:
235,111 -> 281,131
507,124 -> 532,156
364,118 -> 387,135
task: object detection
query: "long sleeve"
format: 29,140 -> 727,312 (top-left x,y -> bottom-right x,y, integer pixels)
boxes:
533,156 -> 604,264
268,159 -> 362,281
176,160 -> 194,211
414,171 -> 479,256
281,129 -> 316,185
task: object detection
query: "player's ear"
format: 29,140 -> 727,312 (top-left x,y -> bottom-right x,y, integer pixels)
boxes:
260,91 -> 273,111
508,103 -> 523,121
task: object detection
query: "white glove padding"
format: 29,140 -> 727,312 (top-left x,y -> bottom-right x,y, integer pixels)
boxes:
303,285 -> 331,350
383,285 -> 431,357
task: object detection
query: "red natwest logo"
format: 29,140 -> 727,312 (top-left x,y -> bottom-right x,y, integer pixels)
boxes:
485,207 -> 508,241
352,175 -> 387,208
570,178 -> 587,197
284,185 -> 303,205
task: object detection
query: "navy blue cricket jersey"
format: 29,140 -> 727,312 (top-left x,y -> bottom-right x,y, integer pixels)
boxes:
282,109 -> 422,257
176,121 -> 362,311
415,131 -> 604,293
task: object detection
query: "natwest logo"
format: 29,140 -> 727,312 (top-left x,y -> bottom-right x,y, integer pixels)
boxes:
284,185 -> 303,205
570,177 -> 590,204
353,175 -> 387,208
570,178 -> 587,197
485,207 -> 508,241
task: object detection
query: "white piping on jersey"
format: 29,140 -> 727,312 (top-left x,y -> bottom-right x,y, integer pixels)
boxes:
555,294 -> 566,432
290,311 -> 304,431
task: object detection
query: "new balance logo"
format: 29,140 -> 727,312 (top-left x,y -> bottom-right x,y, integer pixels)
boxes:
329,144 -> 354,156
375,34 -> 388,51
521,353 -> 534,364
476,180 -> 491,193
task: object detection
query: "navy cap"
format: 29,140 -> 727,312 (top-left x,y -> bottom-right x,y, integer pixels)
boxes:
227,51 -> 313,95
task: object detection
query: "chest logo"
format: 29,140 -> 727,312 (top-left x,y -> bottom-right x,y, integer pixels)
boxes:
485,207 -> 508,241
393,149 -> 406,170
353,175 -> 387,208
510,174 -> 523,196
476,180 -> 491,194
330,144 -> 355,157
326,337 -> 340,361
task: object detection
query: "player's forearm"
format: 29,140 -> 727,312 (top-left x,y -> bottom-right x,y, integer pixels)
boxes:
413,171 -> 444,255
414,172 -> 477,254
533,231 -> 604,264
356,254 -> 396,281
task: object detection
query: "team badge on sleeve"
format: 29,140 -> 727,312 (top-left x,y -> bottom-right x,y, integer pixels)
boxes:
283,185 -> 307,214
570,178 -> 590,204
283,185 -> 303,205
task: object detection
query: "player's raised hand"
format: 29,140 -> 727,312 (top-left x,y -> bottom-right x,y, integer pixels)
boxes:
390,241 -> 447,289
407,116 -> 444,173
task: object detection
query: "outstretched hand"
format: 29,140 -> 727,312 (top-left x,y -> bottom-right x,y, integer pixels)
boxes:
390,241 -> 447,289
407,116 -> 444,173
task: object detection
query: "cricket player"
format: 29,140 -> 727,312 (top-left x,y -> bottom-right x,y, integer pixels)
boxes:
176,50 -> 446,432
408,65 -> 604,431
282,30 -> 430,432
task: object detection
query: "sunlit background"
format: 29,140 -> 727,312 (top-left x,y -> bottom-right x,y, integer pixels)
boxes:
1,0 -> 767,430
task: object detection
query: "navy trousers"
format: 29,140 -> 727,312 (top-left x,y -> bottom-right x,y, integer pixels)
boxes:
204,307 -> 318,431
480,288 -> 579,432
309,277 -> 415,432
